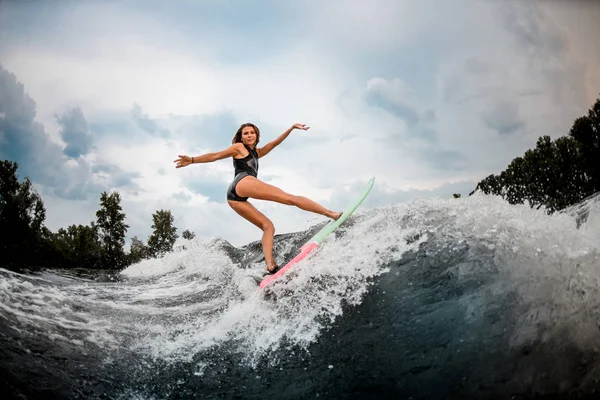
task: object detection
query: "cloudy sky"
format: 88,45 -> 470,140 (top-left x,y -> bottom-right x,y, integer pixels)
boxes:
1,0 -> 599,247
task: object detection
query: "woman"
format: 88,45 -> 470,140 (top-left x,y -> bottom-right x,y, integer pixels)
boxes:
173,122 -> 342,274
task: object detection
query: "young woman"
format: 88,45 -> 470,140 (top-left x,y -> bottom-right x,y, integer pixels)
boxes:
173,122 -> 342,273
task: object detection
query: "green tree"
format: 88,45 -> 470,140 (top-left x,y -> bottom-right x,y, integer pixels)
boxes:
147,209 -> 178,257
182,229 -> 196,240
470,173 -> 503,197
96,191 -> 129,269
68,224 -> 103,268
0,160 -> 47,267
471,95 -> 600,214
44,222 -> 103,269
49,228 -> 74,266
128,235 -> 151,264
568,98 -> 600,194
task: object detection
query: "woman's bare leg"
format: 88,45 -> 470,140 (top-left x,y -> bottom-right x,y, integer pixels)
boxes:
236,176 -> 342,220
228,200 -> 278,272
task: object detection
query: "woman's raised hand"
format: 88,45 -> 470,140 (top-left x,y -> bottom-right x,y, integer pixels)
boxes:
292,123 -> 310,131
174,155 -> 193,168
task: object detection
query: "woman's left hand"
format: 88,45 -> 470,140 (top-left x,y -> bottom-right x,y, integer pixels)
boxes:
292,123 -> 310,131
174,155 -> 193,168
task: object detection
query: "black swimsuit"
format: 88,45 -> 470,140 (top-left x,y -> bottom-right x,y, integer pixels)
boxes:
227,144 -> 259,202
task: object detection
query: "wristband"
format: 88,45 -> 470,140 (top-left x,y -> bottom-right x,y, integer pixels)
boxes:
191,157 -> 194,164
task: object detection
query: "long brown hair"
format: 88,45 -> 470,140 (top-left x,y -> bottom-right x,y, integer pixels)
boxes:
231,123 -> 260,148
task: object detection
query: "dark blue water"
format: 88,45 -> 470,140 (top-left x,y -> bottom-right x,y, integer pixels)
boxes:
1,193 -> 599,399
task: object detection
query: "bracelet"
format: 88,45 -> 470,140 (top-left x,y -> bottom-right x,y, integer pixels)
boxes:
191,157 -> 194,164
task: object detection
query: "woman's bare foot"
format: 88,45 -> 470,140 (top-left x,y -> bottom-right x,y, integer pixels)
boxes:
266,262 -> 279,274
330,211 -> 343,220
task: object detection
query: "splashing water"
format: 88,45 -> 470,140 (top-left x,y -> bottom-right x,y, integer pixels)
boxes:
1,192 -> 599,399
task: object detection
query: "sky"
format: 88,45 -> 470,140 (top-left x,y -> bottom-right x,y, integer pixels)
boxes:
1,0 -> 599,248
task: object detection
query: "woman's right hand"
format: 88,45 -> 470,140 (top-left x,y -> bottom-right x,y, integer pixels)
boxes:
292,123 -> 310,131
174,155 -> 193,168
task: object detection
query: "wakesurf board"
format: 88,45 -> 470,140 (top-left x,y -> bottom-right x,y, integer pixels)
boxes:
259,177 -> 375,290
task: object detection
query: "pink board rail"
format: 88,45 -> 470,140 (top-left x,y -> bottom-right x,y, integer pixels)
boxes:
259,241 -> 318,289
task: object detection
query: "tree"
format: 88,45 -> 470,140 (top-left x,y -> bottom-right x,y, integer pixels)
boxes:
147,209 -> 178,257
182,229 -> 196,240
69,224 -> 103,268
568,98 -> 600,194
0,160 -> 47,267
47,224 -> 101,268
95,191 -> 129,269
471,95 -> 600,214
128,235 -> 151,264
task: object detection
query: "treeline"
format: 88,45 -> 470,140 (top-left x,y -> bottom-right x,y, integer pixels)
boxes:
471,95 -> 600,213
0,160 -> 196,271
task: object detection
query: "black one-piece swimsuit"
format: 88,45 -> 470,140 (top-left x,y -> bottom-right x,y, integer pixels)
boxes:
226,144 -> 259,202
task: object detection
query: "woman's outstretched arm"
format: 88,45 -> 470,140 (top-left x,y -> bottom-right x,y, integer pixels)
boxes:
174,143 -> 243,168
257,123 -> 309,158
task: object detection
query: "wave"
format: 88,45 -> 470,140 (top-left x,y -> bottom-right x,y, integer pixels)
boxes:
1,192 -> 599,399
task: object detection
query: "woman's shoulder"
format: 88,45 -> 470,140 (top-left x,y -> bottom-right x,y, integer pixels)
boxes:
231,142 -> 249,158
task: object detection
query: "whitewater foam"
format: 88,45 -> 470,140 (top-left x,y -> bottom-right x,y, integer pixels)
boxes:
2,192 -> 599,378
110,205 -> 426,368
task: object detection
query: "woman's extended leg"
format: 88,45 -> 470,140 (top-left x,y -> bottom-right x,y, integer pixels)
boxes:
236,176 -> 342,220
227,200 -> 278,272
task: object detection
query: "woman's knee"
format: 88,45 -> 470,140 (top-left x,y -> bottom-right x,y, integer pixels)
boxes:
261,220 -> 275,234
